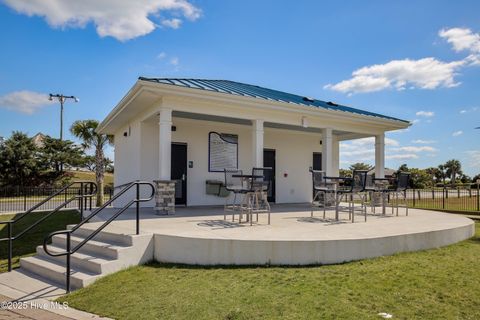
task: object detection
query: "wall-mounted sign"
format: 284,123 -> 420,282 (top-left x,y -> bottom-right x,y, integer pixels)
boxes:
208,132 -> 238,172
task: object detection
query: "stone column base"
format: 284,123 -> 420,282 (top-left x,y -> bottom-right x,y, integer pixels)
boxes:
153,180 -> 176,215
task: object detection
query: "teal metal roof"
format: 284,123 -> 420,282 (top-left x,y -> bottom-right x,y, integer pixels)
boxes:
139,77 -> 409,123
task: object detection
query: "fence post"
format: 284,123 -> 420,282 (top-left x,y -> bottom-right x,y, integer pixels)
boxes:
477,182 -> 479,212
413,189 -> 416,207
442,187 -> 446,209
23,186 -> 27,211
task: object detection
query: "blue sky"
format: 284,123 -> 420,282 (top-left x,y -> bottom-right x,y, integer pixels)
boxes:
0,0 -> 479,176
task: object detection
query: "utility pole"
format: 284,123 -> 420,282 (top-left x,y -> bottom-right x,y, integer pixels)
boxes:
48,94 -> 79,140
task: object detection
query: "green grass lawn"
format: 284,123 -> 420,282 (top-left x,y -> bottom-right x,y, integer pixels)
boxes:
405,196 -> 479,212
0,210 -> 81,272
59,222 -> 480,320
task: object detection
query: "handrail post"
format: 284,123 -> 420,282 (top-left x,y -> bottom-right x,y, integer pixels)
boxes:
136,183 -> 140,235
7,222 -> 12,272
66,232 -> 71,293
80,183 -> 84,221
89,183 -> 93,211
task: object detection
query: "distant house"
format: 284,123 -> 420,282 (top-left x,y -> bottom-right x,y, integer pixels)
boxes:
31,132 -> 47,148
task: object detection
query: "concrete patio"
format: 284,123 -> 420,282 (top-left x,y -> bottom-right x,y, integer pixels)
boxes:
84,204 -> 475,265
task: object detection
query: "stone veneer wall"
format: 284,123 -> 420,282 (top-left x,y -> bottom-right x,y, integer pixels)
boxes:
153,180 -> 176,214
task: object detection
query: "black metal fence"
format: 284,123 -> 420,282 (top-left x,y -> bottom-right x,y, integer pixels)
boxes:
399,187 -> 480,213
0,185 -> 114,213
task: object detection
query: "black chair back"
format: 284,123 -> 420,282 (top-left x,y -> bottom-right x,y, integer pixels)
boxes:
351,170 -> 368,192
310,170 -> 326,190
251,167 -> 273,192
224,168 -> 243,192
396,172 -> 410,191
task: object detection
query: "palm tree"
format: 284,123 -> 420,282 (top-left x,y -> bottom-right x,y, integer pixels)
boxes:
425,167 -> 441,186
70,120 -> 113,206
444,159 -> 462,186
349,162 -> 372,171
438,164 -> 447,185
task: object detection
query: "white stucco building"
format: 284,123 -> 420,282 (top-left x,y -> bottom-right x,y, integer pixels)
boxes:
97,78 -> 409,208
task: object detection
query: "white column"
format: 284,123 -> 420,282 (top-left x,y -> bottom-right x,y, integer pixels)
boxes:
252,119 -> 264,168
321,128 -> 333,175
375,133 -> 385,178
332,135 -> 340,177
159,108 -> 172,180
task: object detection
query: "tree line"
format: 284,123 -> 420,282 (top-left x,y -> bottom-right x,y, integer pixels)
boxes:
0,120 -> 112,206
341,161 -> 479,189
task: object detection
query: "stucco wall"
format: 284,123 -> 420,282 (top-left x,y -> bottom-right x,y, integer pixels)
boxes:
113,116 -> 340,207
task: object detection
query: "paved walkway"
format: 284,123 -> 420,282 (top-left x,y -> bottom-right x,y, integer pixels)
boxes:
0,272 -> 111,320
0,294 -> 72,320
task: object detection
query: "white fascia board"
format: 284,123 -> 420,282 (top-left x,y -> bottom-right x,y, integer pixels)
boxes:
139,81 -> 410,130
99,80 -> 410,134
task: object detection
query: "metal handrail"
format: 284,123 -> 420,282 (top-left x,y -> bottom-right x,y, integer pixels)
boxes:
0,181 -> 97,272
42,181 -> 155,293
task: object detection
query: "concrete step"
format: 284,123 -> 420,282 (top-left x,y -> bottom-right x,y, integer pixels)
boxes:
20,256 -> 99,290
36,245 -> 113,274
51,234 -> 128,259
18,226 -> 154,292
67,224 -> 134,246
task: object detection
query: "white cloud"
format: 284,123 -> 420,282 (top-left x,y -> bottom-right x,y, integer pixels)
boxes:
169,57 -> 179,66
416,111 -> 434,117
324,57 -> 465,94
439,27 -> 480,54
157,52 -> 167,59
412,139 -> 436,144
2,0 -> 201,41
391,146 -> 437,153
325,27 -> 480,94
452,130 -> 463,137
0,91 -> 54,114
439,28 -> 480,67
340,136 -> 439,165
343,137 -> 400,147
161,18 -> 182,29
459,107 -> 478,114
386,154 -> 419,160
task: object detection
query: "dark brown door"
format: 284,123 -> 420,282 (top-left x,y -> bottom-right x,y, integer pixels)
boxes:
171,143 -> 187,205
313,152 -> 322,170
312,153 -> 322,197
263,149 -> 276,202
